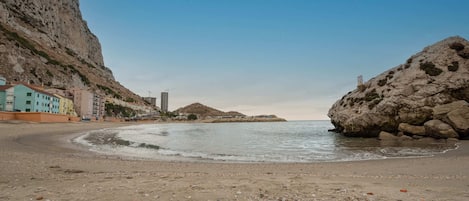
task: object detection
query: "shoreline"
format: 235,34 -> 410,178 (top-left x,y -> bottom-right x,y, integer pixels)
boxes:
71,122 -> 460,164
1,122 -> 469,200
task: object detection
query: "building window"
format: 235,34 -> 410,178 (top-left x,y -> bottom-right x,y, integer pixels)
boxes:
26,100 -> 31,104
27,92 -> 32,96
37,94 -> 39,97
26,109 -> 31,112
36,102 -> 39,105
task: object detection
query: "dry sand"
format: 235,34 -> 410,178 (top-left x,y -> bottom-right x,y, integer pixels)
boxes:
0,122 -> 468,201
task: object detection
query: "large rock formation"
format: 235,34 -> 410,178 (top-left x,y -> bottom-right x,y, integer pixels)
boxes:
328,36 -> 469,139
0,0 -> 143,104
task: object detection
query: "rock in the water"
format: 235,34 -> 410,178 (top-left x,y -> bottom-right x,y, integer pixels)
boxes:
446,106 -> 469,137
379,131 -> 398,140
328,36 -> 469,139
398,123 -> 426,136
424,120 -> 459,139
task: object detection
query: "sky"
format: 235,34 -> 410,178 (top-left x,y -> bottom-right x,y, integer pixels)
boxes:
80,0 -> 469,120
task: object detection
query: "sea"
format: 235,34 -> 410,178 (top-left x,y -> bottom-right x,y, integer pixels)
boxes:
73,120 -> 458,163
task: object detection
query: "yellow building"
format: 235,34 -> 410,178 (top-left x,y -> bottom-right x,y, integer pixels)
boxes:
55,94 -> 77,116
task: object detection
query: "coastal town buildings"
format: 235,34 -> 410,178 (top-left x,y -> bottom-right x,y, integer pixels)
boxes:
0,83 -> 60,113
0,85 -> 14,111
143,97 -> 157,107
70,88 -> 105,119
0,75 -> 154,122
161,92 -> 168,112
55,94 -> 76,115
44,88 -> 77,116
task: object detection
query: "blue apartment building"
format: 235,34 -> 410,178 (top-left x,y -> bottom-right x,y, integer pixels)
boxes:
0,80 -> 60,113
13,84 -> 60,113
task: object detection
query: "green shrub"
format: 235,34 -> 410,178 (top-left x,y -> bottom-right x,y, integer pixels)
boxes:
30,68 -> 38,77
46,70 -> 53,77
449,42 -> 465,51
368,99 -> 382,110
67,65 -> 78,73
406,58 -> 413,64
420,62 -> 442,76
65,47 -> 77,56
46,59 -> 61,65
377,79 -> 387,86
76,71 -> 90,86
105,103 -> 136,117
448,61 -> 459,72
458,50 -> 469,59
364,89 -> 380,102
188,114 -> 198,120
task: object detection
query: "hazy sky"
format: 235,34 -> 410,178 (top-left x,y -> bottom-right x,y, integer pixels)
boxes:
80,0 -> 469,120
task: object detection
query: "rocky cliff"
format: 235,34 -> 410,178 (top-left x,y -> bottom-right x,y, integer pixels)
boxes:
0,0 -> 143,104
328,36 -> 469,139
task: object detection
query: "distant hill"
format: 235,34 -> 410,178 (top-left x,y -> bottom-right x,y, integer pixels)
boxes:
175,103 -> 245,118
175,102 -> 286,123
225,111 -> 246,117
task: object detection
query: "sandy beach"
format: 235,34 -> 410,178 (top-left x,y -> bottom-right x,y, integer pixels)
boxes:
1,122 -> 468,201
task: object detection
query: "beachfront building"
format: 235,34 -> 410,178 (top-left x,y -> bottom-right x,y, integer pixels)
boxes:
0,85 -> 15,111
10,84 -> 60,113
71,88 -> 105,119
92,93 -> 105,119
55,94 -> 76,115
71,88 -> 93,119
161,92 -> 168,112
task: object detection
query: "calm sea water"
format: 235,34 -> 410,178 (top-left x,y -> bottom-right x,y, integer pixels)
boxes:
73,121 -> 457,162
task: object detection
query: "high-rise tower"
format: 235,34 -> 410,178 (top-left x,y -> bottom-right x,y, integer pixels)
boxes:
161,92 -> 168,112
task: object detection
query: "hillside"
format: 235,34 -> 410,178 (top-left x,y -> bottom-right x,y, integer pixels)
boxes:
328,36 -> 469,139
175,103 -> 244,118
175,102 -> 287,123
0,0 -> 143,104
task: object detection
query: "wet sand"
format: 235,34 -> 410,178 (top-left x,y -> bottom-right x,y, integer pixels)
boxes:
1,122 -> 468,200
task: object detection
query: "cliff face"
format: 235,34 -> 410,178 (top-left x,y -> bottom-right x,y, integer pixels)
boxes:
0,0 -> 142,104
0,0 -> 104,68
328,36 -> 469,139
